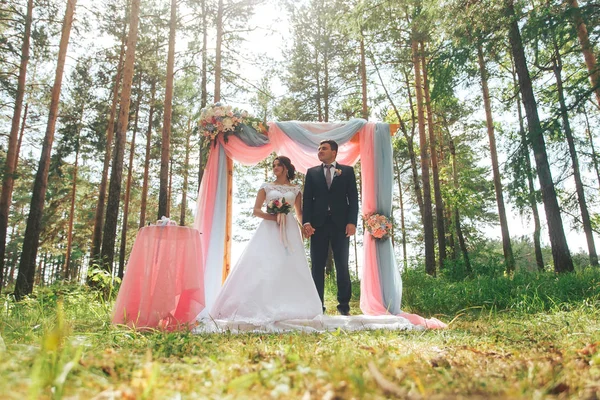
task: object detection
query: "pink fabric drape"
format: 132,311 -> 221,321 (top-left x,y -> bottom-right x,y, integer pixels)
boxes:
358,123 -> 389,315
219,134 -> 274,165
194,144 -> 221,268
112,226 -> 204,329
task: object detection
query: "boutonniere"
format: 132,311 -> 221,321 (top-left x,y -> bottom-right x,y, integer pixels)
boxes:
334,168 -> 342,177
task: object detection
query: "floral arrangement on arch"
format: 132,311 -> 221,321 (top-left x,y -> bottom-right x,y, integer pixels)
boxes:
198,102 -> 268,145
363,213 -> 393,240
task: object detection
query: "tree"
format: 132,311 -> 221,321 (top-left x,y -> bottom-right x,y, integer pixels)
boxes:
100,0 -> 141,273
0,0 -> 33,292
476,44 -> 516,273
14,0 -> 77,299
412,37 -> 436,276
505,0 -> 573,273
158,0 -> 176,219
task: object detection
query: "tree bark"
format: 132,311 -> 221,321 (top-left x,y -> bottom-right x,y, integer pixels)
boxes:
0,0 -> 33,292
402,68 -> 424,219
139,80 -> 155,229
64,108 -> 84,280
198,0 -> 208,191
412,38 -> 436,276
100,0 -> 141,273
118,79 -> 142,279
582,106 -> 600,190
214,0 -> 223,102
90,22 -> 127,262
449,137 -> 471,274
394,157 -> 408,271
360,36 -> 368,120
506,0 -> 573,273
477,44 -> 515,273
421,42 -> 446,269
158,0 -> 176,219
180,121 -> 191,226
14,0 -> 77,299
566,0 -> 600,108
510,53 -> 544,271
552,43 -> 598,267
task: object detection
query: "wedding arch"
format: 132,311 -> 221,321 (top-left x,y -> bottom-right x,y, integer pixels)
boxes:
193,119 -> 403,317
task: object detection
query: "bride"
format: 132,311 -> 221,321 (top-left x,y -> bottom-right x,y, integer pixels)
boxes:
208,156 -> 323,323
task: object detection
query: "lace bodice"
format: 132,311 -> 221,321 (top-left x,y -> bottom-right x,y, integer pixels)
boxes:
260,182 -> 301,204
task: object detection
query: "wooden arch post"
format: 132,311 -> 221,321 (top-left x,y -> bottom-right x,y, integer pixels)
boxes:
222,156 -> 233,283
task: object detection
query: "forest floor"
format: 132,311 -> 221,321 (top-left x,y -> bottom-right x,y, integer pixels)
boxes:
1,272 -> 600,399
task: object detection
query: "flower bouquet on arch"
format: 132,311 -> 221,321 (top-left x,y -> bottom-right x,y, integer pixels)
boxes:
363,213 -> 393,240
198,102 -> 268,147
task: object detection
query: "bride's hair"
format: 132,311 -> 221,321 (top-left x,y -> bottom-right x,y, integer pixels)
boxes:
274,156 -> 296,181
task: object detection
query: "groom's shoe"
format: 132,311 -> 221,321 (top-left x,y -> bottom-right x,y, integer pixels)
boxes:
337,306 -> 350,316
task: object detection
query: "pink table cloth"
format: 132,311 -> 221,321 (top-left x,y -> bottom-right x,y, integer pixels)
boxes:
112,226 -> 205,329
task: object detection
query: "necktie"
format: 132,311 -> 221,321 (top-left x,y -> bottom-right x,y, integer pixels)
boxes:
325,164 -> 332,189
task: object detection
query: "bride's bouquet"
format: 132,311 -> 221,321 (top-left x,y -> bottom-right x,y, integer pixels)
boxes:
267,198 -> 293,249
267,198 -> 292,215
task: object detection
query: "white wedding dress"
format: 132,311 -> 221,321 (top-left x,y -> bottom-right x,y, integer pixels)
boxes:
202,183 -> 323,325
194,183 -> 420,334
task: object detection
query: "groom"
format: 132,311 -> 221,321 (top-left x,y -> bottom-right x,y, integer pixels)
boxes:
303,140 -> 359,315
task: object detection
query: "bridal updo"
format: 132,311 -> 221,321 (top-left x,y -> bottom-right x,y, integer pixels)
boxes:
274,156 -> 296,181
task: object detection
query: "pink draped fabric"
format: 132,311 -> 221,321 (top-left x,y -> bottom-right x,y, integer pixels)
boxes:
193,144 -> 220,268
358,123 -> 389,315
399,312 -> 447,329
219,134 -> 274,165
112,226 -> 204,329
267,123 -> 361,174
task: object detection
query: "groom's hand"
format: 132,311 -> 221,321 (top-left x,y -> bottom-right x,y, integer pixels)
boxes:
345,224 -> 356,237
303,223 -> 315,238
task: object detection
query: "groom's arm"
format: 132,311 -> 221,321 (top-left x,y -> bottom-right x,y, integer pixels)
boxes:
347,166 -> 359,226
302,170 -> 313,226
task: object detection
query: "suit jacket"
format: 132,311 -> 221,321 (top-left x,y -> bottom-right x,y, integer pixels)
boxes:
302,163 -> 359,229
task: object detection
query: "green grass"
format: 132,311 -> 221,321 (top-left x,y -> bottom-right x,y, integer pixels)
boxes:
2,270 -> 600,399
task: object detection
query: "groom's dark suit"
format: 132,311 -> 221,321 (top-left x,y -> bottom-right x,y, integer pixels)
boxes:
303,162 -> 359,314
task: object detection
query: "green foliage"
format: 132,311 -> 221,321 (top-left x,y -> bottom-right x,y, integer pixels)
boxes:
403,266 -> 600,317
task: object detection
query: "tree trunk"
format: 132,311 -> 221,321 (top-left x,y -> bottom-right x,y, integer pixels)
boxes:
90,14 -> 127,263
477,44 -> 516,273
394,157 -> 408,271
449,137 -> 471,274
412,38 -> 436,276
167,156 -> 173,215
14,0 -> 77,299
214,0 -> 223,102
180,121 -> 191,226
64,109 -> 84,280
100,0 -> 141,273
566,0 -> 600,108
198,0 -> 208,191
511,53 -> 544,271
323,51 -> 329,122
118,80 -> 142,279
552,44 -> 598,267
139,80 -> 155,229
0,0 -> 33,293
360,36 -> 368,120
315,48 -> 323,122
158,0 -> 176,219
506,0 -> 573,273
421,42 -> 446,269
370,51 -> 421,222
582,106 -> 600,190
402,68 -> 424,219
